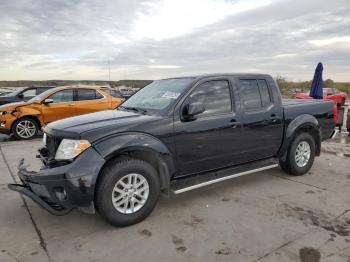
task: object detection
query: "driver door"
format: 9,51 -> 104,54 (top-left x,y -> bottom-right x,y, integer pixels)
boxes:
173,79 -> 241,176
41,89 -> 76,124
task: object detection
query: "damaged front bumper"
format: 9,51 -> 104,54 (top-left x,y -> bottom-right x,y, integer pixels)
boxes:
8,147 -> 106,216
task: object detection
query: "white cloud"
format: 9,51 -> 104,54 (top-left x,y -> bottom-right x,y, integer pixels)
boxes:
148,65 -> 182,69
131,0 -> 272,40
308,36 -> 350,47
0,0 -> 349,81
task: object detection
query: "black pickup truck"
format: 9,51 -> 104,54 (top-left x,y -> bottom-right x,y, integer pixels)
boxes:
9,74 -> 335,226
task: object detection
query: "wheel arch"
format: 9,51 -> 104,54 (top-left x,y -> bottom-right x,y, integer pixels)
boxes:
93,133 -> 176,195
11,115 -> 42,132
278,114 -> 321,160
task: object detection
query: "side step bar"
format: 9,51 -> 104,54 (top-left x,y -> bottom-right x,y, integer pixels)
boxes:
171,159 -> 278,194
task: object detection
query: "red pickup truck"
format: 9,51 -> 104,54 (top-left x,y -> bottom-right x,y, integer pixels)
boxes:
294,88 -> 347,105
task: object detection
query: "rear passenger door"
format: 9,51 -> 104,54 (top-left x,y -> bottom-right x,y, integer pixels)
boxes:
74,89 -> 109,115
237,78 -> 283,161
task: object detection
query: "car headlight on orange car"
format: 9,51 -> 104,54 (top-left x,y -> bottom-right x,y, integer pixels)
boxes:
55,139 -> 91,160
0,110 -> 16,116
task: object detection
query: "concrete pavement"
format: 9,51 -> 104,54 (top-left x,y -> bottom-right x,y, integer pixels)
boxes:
0,139 -> 349,262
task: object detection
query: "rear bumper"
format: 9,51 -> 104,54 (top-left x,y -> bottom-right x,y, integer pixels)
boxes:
8,147 -> 106,215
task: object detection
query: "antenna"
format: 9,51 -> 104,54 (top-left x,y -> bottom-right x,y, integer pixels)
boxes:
108,57 -> 111,85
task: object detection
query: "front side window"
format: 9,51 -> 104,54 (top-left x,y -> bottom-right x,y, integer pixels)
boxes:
77,89 -> 103,101
188,80 -> 232,117
49,90 -> 74,103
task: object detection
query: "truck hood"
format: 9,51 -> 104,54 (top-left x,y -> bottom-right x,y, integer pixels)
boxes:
44,110 -> 161,142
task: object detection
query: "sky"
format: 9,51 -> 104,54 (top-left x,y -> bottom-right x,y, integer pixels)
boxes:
0,0 -> 349,81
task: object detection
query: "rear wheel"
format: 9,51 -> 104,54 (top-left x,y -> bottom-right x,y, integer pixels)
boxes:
279,133 -> 315,176
12,117 -> 39,140
96,157 -> 160,226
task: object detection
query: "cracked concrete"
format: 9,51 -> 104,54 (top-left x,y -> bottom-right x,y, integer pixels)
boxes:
0,140 -> 349,262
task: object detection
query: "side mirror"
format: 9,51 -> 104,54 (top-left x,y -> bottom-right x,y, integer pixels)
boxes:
183,101 -> 205,120
18,93 -> 23,99
43,98 -> 54,105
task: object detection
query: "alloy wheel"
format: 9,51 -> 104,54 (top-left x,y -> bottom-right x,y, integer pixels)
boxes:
111,173 -> 149,214
15,120 -> 37,139
295,141 -> 311,167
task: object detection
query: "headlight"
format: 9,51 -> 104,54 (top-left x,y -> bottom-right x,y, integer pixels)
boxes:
55,139 -> 91,160
43,133 -> 47,144
0,110 -> 15,116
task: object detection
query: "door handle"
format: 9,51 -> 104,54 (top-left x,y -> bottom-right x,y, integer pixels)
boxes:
229,119 -> 240,128
269,114 -> 278,123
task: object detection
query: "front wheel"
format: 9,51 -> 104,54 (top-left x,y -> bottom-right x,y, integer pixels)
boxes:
96,157 -> 160,227
279,133 -> 315,176
12,117 -> 39,140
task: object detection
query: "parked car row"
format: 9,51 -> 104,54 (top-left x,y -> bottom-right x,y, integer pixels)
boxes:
0,86 -> 123,140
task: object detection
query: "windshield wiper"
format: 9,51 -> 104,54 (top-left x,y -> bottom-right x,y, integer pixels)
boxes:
118,106 -> 148,114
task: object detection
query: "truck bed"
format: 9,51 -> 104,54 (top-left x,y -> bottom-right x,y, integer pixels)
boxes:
282,99 -> 334,141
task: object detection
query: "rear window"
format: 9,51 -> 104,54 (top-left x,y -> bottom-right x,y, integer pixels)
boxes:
77,89 -> 104,101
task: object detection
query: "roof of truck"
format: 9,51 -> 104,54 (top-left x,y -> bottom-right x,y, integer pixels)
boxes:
161,73 -> 271,80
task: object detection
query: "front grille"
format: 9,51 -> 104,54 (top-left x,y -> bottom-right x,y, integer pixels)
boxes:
46,134 -> 62,159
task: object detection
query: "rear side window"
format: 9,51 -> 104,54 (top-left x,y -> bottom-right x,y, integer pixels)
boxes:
239,80 -> 261,110
49,90 -> 74,103
77,89 -> 103,101
189,80 -> 232,117
257,80 -> 272,107
239,79 -> 272,111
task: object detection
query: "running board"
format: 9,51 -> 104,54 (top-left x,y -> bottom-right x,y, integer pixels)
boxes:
171,159 -> 278,194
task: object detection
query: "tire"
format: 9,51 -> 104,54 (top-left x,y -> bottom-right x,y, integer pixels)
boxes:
96,157 -> 160,227
12,117 -> 39,140
279,133 -> 315,176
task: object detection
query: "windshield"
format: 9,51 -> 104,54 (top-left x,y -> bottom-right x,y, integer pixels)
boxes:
120,78 -> 194,113
27,88 -> 55,103
2,89 -> 23,97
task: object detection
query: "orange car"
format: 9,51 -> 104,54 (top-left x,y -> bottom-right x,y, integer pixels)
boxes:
0,86 -> 124,140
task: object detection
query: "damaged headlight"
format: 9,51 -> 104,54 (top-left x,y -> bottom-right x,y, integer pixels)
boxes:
55,139 -> 91,160
0,110 -> 16,116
